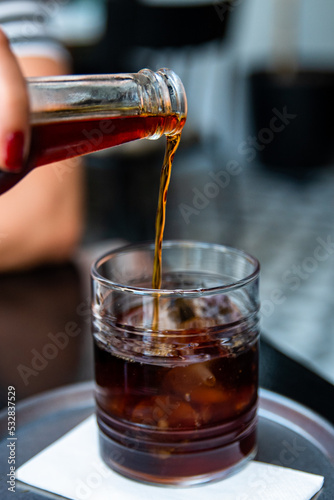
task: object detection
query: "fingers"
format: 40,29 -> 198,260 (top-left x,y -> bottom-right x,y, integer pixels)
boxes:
0,29 -> 30,171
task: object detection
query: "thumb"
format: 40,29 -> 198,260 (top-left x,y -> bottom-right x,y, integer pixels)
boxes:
0,28 -> 30,172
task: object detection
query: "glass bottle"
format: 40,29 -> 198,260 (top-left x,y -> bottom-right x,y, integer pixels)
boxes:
0,68 -> 187,194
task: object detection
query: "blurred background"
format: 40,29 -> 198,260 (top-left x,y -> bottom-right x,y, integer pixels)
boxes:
5,0 -> 333,398
46,0 -> 334,385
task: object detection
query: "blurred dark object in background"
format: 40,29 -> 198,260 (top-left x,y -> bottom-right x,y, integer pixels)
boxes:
249,70 -> 334,179
84,147 -> 162,243
71,0 -> 232,74
260,338 -> 334,425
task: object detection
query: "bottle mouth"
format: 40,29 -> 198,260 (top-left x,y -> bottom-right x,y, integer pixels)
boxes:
158,68 -> 187,136
156,68 -> 187,118
139,68 -> 187,136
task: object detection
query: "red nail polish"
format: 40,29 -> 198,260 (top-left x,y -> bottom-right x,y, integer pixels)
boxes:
4,131 -> 25,172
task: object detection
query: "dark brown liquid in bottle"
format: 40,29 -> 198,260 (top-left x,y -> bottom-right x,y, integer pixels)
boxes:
0,114 -> 185,195
152,133 -> 182,329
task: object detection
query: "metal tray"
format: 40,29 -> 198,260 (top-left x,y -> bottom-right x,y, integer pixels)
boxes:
0,382 -> 333,499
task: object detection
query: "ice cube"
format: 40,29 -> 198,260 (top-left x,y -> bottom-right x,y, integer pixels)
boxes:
163,363 -> 217,395
132,395 -> 201,429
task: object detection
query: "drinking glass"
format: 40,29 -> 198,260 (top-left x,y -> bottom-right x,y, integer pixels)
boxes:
91,241 -> 260,486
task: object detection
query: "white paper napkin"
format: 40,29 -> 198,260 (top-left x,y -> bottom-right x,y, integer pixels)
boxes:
16,415 -> 324,500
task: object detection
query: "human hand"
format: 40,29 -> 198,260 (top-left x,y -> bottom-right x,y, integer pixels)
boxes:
0,28 -> 29,172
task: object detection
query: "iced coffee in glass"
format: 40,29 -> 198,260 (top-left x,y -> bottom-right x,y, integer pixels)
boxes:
91,241 -> 260,486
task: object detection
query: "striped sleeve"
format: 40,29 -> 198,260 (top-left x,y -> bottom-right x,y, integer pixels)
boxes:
0,0 -> 68,60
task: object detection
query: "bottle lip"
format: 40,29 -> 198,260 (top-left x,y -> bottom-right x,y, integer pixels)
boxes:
139,68 -> 187,135
156,68 -> 188,118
